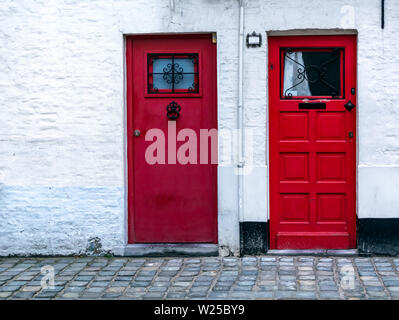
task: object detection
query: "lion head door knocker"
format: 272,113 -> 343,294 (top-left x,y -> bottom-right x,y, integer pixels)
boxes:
166,101 -> 181,120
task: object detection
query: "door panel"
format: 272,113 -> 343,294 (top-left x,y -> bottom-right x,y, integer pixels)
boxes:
268,35 -> 357,249
126,35 -> 217,243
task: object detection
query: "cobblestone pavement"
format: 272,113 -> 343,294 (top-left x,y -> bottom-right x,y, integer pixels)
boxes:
1,256 -> 399,300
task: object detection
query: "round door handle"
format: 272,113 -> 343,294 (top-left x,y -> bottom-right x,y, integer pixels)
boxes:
133,129 -> 141,137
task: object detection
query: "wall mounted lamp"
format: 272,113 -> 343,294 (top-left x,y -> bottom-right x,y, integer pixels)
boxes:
246,31 -> 262,48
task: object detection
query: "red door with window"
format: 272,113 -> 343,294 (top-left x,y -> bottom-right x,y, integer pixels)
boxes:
268,35 -> 357,249
126,34 -> 217,243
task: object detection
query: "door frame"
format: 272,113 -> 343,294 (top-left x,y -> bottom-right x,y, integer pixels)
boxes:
267,33 -> 358,250
125,33 -> 218,246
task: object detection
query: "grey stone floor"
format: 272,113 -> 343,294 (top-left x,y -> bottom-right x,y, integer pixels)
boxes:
1,256 -> 399,300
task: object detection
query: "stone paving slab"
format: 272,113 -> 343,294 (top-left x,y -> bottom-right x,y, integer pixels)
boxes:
0,256 -> 398,300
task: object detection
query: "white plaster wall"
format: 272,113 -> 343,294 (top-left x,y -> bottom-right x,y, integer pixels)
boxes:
0,0 -> 398,255
358,166 -> 399,219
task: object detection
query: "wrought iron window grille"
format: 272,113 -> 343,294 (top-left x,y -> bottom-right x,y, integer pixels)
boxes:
148,53 -> 199,94
281,48 -> 343,99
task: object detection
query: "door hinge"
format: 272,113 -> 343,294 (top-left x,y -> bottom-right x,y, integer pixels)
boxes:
212,32 -> 217,44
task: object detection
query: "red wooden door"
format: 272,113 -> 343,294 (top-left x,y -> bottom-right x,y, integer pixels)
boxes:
268,35 -> 357,249
126,34 -> 217,243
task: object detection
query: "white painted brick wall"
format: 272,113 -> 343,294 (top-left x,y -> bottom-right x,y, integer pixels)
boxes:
0,0 -> 398,255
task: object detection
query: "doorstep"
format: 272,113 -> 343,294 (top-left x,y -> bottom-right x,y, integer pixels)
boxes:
123,243 -> 219,257
266,249 -> 358,256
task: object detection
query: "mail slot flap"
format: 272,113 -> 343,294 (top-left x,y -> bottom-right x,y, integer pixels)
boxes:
298,102 -> 326,109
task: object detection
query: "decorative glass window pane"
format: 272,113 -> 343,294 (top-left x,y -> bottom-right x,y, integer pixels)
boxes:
282,48 -> 343,98
148,54 -> 199,94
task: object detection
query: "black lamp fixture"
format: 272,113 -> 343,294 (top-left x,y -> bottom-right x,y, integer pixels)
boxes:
246,31 -> 262,48
381,0 -> 385,29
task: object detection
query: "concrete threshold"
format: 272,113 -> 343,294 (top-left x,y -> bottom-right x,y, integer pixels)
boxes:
266,249 -> 358,257
123,243 -> 219,257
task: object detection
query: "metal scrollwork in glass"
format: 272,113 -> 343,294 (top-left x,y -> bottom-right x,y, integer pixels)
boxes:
283,48 -> 341,98
148,53 -> 199,94
162,62 -> 184,85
